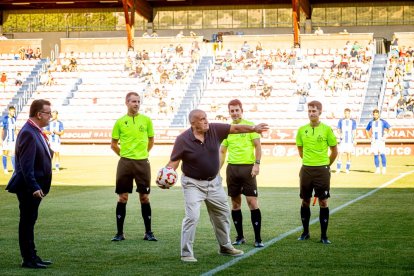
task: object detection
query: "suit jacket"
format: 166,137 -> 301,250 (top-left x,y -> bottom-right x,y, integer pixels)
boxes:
6,121 -> 53,195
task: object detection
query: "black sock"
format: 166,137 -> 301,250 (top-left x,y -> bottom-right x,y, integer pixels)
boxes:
141,203 -> 152,233
320,207 -> 329,239
300,206 -> 311,234
116,202 -> 126,235
231,209 -> 244,239
251,208 -> 262,242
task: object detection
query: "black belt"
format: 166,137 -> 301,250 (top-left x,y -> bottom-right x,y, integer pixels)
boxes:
185,174 -> 216,181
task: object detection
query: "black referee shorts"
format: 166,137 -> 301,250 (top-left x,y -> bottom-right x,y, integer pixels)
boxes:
115,157 -> 151,194
226,164 -> 258,197
299,165 -> 331,200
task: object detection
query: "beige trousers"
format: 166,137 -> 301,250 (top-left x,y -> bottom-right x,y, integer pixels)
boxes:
180,175 -> 233,257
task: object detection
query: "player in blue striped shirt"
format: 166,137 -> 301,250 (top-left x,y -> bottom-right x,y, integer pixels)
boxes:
44,110 -> 64,172
336,108 -> 357,174
2,106 -> 17,174
365,109 -> 392,174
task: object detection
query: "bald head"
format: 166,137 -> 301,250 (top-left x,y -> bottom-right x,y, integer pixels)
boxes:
188,109 -> 209,133
189,109 -> 206,123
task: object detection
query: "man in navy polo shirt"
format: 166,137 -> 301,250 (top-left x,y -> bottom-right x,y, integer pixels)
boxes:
166,109 -> 268,262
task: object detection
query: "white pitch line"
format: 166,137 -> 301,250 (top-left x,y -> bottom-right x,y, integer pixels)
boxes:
201,170 -> 414,276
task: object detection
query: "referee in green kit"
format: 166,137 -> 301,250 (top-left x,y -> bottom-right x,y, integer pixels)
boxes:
220,99 -> 264,248
296,100 -> 337,244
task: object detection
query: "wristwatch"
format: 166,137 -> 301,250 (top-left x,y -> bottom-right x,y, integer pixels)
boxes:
255,160 -> 261,165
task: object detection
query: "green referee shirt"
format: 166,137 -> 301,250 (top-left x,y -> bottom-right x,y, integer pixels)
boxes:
221,119 -> 260,164
296,122 -> 337,166
112,114 -> 154,160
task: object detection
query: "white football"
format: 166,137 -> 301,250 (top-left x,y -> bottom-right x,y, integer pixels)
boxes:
156,167 -> 178,189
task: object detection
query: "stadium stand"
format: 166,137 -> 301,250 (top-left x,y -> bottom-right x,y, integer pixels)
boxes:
15,42 -> 200,129
199,37 -> 374,129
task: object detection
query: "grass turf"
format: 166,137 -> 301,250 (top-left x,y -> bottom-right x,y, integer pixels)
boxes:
0,155 -> 413,275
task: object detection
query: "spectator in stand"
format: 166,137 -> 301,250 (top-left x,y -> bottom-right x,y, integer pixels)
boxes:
257,76 -> 265,87
176,31 -> 184,38
1,72 -> 7,91
256,42 -> 263,52
142,32 -> 150,38
168,98 -> 176,113
406,46 -> 413,56
396,95 -> 407,116
69,57 -> 77,72
289,70 -> 297,84
314,27 -> 324,35
393,82 -> 404,97
26,47 -> 34,59
19,47 -> 26,60
394,67 -> 404,82
405,55 -> 413,75
175,44 -> 184,57
160,70 -> 169,84
151,31 -> 158,38
46,71 -> 55,86
241,41 -> 250,53
386,65 -> 395,82
39,72 -> 48,86
33,48 -> 42,59
158,97 -> 168,116
61,58 -> 70,72
387,93 -> 399,117
15,72 -> 23,86
260,84 -> 272,100
189,31 -> 197,37
406,95 -> 414,112
353,68 -> 362,81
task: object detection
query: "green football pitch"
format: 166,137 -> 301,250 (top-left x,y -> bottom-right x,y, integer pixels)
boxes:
0,155 -> 413,275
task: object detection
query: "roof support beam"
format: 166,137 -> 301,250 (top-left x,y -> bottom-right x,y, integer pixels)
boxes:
130,0 -> 153,22
292,0 -> 300,46
122,0 -> 135,50
122,0 -> 153,50
300,0 -> 311,19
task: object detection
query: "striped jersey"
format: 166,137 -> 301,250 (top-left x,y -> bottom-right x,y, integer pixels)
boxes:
366,119 -> 391,140
2,115 -> 16,142
337,118 -> 356,143
45,120 -> 64,143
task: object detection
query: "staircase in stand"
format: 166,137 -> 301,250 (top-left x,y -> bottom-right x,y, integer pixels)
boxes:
170,56 -> 214,127
359,54 -> 387,126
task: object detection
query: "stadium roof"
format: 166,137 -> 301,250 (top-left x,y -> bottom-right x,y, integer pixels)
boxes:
0,0 -> 403,11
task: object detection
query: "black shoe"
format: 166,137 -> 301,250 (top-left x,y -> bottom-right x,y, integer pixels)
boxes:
143,231 -> 158,241
111,233 -> 125,241
21,260 -> 47,269
232,237 -> 246,245
35,256 -> 53,266
320,238 -> 331,244
298,233 -> 310,241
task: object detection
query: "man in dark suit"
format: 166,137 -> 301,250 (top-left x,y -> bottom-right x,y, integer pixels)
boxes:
6,99 -> 54,269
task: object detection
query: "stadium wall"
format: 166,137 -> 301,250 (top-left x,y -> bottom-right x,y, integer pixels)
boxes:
60,143 -> 414,157
60,127 -> 414,156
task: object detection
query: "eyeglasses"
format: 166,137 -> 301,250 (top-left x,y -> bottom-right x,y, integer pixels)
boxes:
39,111 -> 52,116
